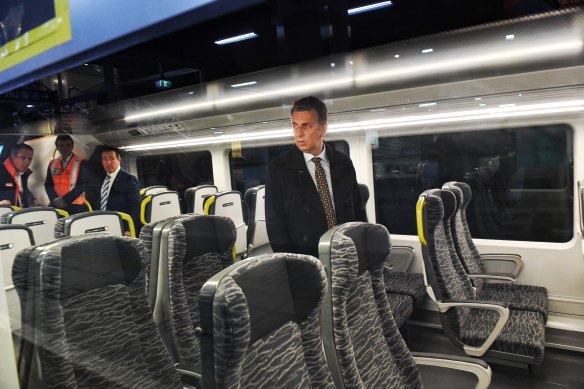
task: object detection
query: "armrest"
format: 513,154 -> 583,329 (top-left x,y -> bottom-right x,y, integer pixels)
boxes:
480,254 -> 523,277
175,363 -> 202,388
436,299 -> 509,357
412,352 -> 491,389
468,272 -> 516,282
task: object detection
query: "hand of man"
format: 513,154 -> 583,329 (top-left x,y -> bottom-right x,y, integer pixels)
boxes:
0,199 -> 11,206
52,197 -> 67,209
124,231 -> 132,237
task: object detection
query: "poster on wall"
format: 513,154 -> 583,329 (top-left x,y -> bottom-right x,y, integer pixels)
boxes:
0,0 -> 71,71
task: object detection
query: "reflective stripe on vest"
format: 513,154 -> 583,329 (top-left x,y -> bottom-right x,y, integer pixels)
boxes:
50,155 -> 85,205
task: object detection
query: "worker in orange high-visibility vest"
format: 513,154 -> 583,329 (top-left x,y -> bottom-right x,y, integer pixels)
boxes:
45,135 -> 88,215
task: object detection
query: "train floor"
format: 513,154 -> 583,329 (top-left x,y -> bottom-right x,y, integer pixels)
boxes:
406,324 -> 584,388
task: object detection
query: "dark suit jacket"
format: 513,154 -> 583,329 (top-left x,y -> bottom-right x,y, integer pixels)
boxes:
266,144 -> 366,257
0,162 -> 32,208
92,169 -> 142,234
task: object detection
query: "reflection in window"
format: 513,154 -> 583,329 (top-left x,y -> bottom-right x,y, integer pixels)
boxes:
372,125 -> 573,242
229,141 -> 350,194
136,151 -> 213,201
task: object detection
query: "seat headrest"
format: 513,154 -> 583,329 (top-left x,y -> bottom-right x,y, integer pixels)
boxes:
224,253 -> 326,344
58,236 -> 143,300
358,183 -> 370,208
453,181 -> 472,208
180,215 -> 236,257
332,222 -> 390,276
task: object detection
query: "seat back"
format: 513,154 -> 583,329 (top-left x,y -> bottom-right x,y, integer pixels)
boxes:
141,185 -> 168,196
12,235 -> 183,389
0,205 -> 13,217
1,207 -> 60,245
54,211 -> 125,238
244,185 -> 270,254
152,215 -> 236,371
0,225 -> 34,338
442,181 -> 487,287
200,253 -> 334,389
318,222 -> 422,389
204,191 -> 247,257
417,189 -> 477,335
142,191 -> 182,225
185,185 -> 218,214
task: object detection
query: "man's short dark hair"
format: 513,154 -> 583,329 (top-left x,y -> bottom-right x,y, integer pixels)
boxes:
291,96 -> 328,124
55,134 -> 73,145
11,143 -> 33,156
101,146 -> 121,159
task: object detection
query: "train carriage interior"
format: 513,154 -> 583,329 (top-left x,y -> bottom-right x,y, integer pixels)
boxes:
3,1 -> 584,388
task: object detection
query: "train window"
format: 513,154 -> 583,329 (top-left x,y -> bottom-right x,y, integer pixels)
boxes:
373,125 -> 573,243
136,151 -> 213,199
229,141 -> 349,194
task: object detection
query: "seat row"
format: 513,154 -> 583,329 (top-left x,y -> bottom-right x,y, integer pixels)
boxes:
11,220 -> 491,389
417,181 -> 548,366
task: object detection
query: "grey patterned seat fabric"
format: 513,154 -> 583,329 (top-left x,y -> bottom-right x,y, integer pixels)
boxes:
443,182 -> 548,321
200,253 -> 335,389
150,215 -> 236,373
418,189 -> 545,365
358,182 -> 426,321
318,222 -> 423,389
12,235 -> 183,389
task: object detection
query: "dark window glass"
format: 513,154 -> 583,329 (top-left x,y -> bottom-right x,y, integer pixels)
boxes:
136,151 -> 213,201
229,141 -> 350,194
372,125 -> 573,242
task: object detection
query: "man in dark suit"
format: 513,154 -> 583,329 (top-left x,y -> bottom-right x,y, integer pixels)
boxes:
266,96 -> 366,257
94,146 -> 142,236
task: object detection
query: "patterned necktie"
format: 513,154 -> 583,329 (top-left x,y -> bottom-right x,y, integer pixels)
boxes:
313,157 -> 336,229
100,175 -> 111,210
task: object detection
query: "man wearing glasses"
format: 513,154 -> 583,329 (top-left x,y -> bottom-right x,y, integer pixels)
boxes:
0,143 -> 34,208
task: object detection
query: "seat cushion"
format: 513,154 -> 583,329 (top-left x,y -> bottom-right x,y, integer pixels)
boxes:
478,283 -> 548,321
386,293 -> 413,328
383,270 -> 426,305
460,309 -> 545,364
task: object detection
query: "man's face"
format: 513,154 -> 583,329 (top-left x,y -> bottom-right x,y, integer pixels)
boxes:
292,109 -> 327,156
102,151 -> 121,174
11,149 -> 33,173
56,140 -> 74,159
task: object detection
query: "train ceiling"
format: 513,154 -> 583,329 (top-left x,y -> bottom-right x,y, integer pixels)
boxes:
0,0 -> 567,132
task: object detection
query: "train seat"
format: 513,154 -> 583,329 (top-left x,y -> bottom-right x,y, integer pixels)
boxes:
359,182 -> 426,312
443,182 -> 548,320
317,222 -> 491,389
203,191 -> 247,259
244,185 -> 272,256
0,225 -> 34,344
1,207 -> 61,245
443,181 -> 524,278
54,210 -> 126,238
12,235 -> 184,389
141,190 -> 182,225
417,189 -> 545,365
141,214 -> 235,380
199,253 -> 335,388
0,205 -> 12,217
184,184 -> 218,214
140,185 -> 168,196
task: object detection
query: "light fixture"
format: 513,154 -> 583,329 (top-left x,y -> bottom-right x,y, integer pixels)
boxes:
394,54 -> 400,58
215,32 -> 258,45
231,81 -> 257,88
422,48 -> 433,54
506,34 -> 515,40
419,102 -> 437,107
348,1 -> 393,15
120,100 -> 584,152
